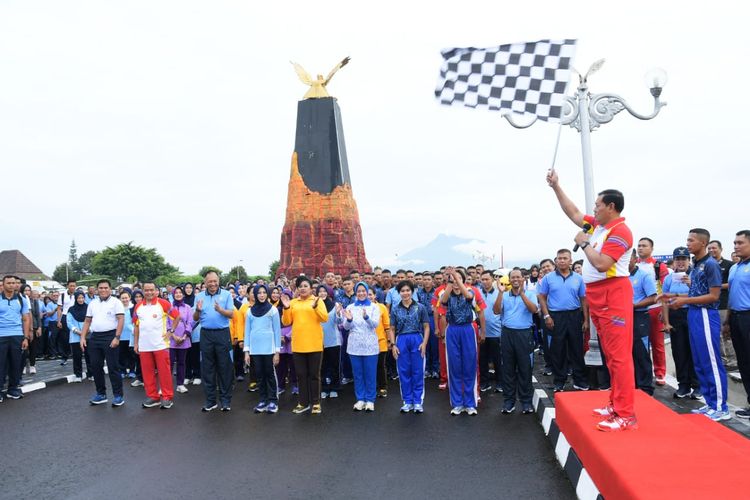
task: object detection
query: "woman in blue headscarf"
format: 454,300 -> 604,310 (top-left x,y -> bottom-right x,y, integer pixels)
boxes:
339,282 -> 380,411
244,284 -> 282,414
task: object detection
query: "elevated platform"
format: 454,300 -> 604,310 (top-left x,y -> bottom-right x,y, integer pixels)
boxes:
554,391 -> 750,499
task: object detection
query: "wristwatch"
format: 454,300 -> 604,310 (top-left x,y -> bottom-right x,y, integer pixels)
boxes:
580,241 -> 590,249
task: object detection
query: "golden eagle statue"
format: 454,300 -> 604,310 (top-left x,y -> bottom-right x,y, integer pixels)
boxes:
291,56 -> 350,99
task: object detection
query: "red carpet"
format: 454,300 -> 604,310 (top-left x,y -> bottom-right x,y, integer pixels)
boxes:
555,391 -> 750,499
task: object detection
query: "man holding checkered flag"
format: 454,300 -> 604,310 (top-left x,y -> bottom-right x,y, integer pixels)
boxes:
435,39 -> 577,120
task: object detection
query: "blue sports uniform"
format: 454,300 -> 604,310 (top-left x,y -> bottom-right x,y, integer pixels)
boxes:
444,292 -> 478,409
687,254 -> 727,412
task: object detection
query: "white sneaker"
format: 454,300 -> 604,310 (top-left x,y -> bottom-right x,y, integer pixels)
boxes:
451,406 -> 465,415
71,376 -> 83,383
185,378 -> 193,385
328,391 -> 338,398
412,404 -> 424,413
321,391 -> 329,399
176,385 -> 188,394
29,366 -> 37,374
592,404 -> 614,417
131,379 -> 144,387
192,378 -> 202,386
466,407 -> 478,416
364,402 -> 374,412
353,400 -> 366,411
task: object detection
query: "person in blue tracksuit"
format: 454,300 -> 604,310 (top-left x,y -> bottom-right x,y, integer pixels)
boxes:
666,228 -> 728,422
441,267 -> 481,415
388,280 -> 430,414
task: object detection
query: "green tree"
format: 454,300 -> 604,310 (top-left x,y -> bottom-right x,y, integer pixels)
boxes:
198,266 -> 222,278
268,260 -> 280,278
223,265 -> 248,284
91,242 -> 178,282
76,250 -> 98,276
68,240 -> 78,266
52,263 -> 78,283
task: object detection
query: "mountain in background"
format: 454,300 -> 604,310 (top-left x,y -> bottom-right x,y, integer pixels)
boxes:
385,233 -> 521,272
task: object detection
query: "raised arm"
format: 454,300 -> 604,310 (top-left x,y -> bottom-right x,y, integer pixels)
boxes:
547,169 -> 585,228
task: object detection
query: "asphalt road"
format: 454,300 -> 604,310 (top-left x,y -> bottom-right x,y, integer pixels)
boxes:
2,378 -> 575,500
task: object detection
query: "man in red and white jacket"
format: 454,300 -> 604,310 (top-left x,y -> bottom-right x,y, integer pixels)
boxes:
134,282 -> 181,409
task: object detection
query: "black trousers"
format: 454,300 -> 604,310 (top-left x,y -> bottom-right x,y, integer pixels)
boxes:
501,328 -> 535,405
633,311 -> 654,395
293,351 -> 323,407
322,346 -> 341,392
71,342 -> 84,378
668,308 -> 699,391
549,309 -> 587,387
118,340 -> 136,374
377,351 -> 387,391
58,317 -> 71,359
200,328 -> 234,407
479,337 -> 502,386
48,323 -> 61,357
730,310 -> 750,405
252,354 -> 278,404
186,341 -> 201,379
0,335 -> 24,394
88,331 -> 123,397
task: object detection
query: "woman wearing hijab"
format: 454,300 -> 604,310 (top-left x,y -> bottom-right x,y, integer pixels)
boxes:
244,284 -> 282,413
340,282 -> 380,411
118,290 -> 136,378
170,286 -> 194,394
280,276 -> 328,414
182,283 -> 196,307
130,290 -> 145,387
66,291 -> 89,382
274,288 -> 297,395
318,284 -> 341,399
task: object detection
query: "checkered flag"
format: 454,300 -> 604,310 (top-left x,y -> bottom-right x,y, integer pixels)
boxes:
435,39 -> 577,121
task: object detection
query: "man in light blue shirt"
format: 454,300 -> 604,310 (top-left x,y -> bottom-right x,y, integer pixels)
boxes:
629,251 -> 657,396
478,270 -> 502,392
193,271 -> 235,412
728,230 -> 750,418
0,275 -> 31,401
495,269 -> 538,415
537,249 -> 589,392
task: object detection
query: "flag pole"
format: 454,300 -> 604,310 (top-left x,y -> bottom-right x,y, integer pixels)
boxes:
549,121 -> 563,173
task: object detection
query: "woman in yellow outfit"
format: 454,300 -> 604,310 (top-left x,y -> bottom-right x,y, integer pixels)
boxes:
368,288 -> 391,398
281,276 -> 329,414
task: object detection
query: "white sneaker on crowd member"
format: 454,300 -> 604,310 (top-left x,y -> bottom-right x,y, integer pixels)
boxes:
364,402 -> 374,412
328,391 -> 338,398
185,378 -> 193,385
71,376 -> 83,383
353,401 -> 365,411
131,379 -> 143,387
192,378 -> 202,386
176,385 -> 188,393
30,366 -> 37,374
321,391 -> 329,399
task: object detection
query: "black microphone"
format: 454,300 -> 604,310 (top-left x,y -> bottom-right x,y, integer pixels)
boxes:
574,223 -> 593,252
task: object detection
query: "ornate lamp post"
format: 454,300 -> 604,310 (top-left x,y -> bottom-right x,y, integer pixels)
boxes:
504,60 -> 668,365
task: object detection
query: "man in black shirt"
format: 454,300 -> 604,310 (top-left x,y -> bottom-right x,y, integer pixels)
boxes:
709,240 -> 737,370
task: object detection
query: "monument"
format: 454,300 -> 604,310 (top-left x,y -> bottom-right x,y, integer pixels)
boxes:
277,57 -> 371,278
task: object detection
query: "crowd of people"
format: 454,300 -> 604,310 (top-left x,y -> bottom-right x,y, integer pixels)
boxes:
1,177 -> 749,433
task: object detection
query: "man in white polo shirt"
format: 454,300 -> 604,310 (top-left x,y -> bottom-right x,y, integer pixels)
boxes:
80,279 -> 125,407
133,282 -> 180,409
